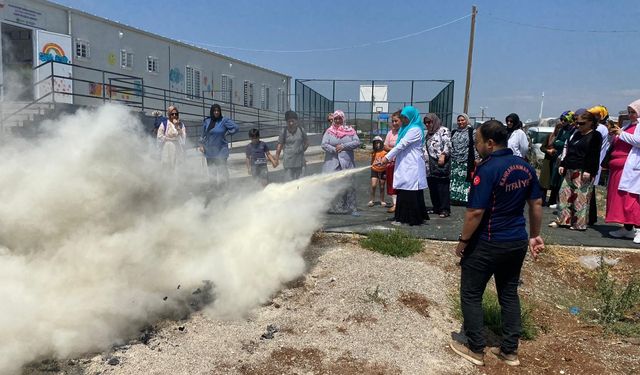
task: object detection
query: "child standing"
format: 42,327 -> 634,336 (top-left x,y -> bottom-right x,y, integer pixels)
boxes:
368,136 -> 387,207
245,128 -> 277,187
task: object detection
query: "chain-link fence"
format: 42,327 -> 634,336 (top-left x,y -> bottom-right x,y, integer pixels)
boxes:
295,79 -> 454,138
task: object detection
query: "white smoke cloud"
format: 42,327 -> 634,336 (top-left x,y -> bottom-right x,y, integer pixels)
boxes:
0,104 -> 351,374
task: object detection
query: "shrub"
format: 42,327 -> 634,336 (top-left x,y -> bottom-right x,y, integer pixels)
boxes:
594,256 -> 640,330
360,230 -> 423,257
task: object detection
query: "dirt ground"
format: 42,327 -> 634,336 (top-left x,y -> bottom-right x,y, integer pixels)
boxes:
24,233 -> 640,375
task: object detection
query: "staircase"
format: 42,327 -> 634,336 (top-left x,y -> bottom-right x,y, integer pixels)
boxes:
0,101 -> 81,136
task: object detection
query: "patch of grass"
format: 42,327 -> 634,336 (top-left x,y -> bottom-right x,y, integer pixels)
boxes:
451,289 -> 538,340
594,255 -> 640,334
360,230 -> 423,257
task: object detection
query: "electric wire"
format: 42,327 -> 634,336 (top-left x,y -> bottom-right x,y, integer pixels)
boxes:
182,13 -> 472,53
485,13 -> 639,34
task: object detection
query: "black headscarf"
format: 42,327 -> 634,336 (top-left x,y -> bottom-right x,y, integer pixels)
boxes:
210,104 -> 223,121
505,113 -> 522,136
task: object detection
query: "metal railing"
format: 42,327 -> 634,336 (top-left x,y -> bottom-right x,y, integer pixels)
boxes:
2,60 -> 290,143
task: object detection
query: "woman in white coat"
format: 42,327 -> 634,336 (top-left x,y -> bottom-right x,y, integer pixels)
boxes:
606,99 -> 640,243
378,106 -> 429,226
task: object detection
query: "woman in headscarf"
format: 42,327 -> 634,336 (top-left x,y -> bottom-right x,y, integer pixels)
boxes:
378,106 -> 429,226
424,113 -> 452,217
606,99 -> 640,243
198,104 -> 239,188
449,113 -> 477,204
505,113 -> 529,159
321,110 -> 361,215
549,109 -> 602,231
548,111 -> 575,207
539,121 -> 562,205
157,105 -> 186,172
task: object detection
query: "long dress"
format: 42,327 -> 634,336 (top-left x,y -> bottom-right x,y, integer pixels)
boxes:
158,121 -> 186,172
605,124 -> 640,226
321,130 -> 361,214
450,127 -> 474,203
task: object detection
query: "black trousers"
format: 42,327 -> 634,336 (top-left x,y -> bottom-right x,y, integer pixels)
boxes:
460,239 -> 528,354
427,176 -> 451,214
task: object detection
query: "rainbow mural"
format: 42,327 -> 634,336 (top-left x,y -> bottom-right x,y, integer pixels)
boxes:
39,42 -> 69,64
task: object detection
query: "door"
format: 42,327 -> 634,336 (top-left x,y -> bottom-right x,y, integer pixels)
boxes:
1,23 -> 33,101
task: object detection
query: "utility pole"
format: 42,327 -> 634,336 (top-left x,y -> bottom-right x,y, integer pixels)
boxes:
480,106 -> 487,121
463,5 -> 477,115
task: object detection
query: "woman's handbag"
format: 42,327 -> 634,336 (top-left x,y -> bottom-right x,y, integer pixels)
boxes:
428,156 -> 451,178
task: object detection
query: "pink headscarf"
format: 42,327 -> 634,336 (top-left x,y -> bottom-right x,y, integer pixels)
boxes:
629,99 -> 640,124
326,110 -> 356,138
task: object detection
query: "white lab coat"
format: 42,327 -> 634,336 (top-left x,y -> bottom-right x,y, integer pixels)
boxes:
618,123 -> 640,195
594,123 -> 610,185
386,127 -> 427,190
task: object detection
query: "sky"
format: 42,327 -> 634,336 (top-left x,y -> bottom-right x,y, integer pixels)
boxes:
52,0 -> 640,122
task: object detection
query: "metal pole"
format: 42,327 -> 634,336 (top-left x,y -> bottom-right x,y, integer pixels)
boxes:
202,91 -> 206,119
410,80 -> 414,105
102,71 -> 106,103
370,80 -> 375,137
51,61 -> 55,103
163,90 -> 167,111
463,5 -> 477,114
140,79 -> 145,112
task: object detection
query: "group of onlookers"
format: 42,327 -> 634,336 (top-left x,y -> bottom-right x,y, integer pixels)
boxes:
152,99 -> 640,243
152,104 -> 309,188
544,101 -> 640,243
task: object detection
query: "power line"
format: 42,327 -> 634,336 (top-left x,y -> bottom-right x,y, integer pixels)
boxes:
182,13 -> 471,54
485,13 -> 639,33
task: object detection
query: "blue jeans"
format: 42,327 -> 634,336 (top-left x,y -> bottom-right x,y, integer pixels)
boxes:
460,239 -> 528,354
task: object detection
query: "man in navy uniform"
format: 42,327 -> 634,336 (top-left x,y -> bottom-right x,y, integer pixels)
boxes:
449,120 -> 544,367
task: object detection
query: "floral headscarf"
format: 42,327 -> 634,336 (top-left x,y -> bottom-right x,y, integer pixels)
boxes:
325,110 -> 356,138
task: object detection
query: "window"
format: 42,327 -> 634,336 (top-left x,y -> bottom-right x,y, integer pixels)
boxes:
277,88 -> 287,112
146,56 -> 159,74
185,66 -> 201,100
243,80 -> 254,107
221,75 -> 233,103
260,85 -> 270,110
75,39 -> 90,59
120,49 -> 133,69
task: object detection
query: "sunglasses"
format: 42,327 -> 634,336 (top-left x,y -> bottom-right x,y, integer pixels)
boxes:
576,121 -> 588,126
170,112 -> 179,117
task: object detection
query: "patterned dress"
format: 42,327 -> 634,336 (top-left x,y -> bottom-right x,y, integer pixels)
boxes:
450,127 -> 475,203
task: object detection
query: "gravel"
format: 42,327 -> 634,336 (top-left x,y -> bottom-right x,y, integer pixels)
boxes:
78,234 -> 475,374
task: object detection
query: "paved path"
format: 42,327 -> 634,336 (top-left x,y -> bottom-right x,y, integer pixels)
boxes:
182,144 -> 637,251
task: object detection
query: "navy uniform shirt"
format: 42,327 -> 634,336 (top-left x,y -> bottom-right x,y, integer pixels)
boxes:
468,148 -> 542,242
